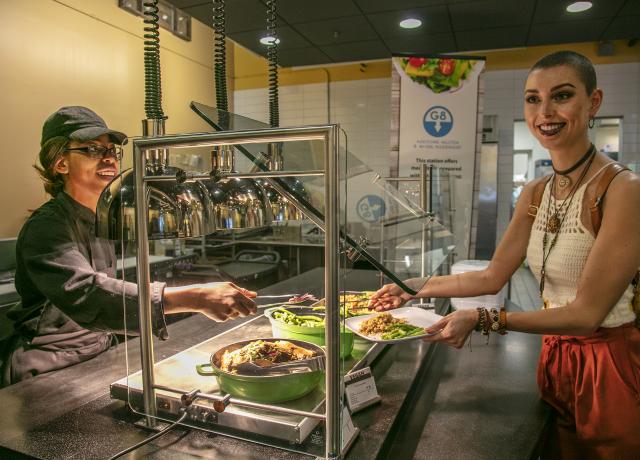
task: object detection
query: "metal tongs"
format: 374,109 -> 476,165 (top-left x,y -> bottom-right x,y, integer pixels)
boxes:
256,293 -> 320,309
235,355 -> 326,376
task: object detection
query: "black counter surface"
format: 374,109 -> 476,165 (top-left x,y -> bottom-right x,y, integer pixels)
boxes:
0,268 -> 549,459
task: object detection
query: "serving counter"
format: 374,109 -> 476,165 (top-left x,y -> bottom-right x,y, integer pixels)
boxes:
0,268 -> 550,459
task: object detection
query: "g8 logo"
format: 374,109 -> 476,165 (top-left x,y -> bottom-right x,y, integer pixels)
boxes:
423,106 -> 453,137
356,195 -> 385,223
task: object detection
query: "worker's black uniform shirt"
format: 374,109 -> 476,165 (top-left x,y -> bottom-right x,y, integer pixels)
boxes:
5,191 -> 167,383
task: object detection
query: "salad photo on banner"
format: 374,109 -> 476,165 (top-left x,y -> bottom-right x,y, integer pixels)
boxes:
391,55 -> 485,259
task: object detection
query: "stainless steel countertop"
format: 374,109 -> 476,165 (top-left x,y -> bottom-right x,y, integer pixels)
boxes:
0,268 -> 549,459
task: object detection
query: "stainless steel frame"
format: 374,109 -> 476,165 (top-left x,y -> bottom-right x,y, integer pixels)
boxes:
131,125 -> 342,458
373,167 -> 434,279
419,164 -> 432,279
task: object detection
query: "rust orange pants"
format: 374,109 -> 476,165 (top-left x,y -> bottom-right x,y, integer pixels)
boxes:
537,322 -> 640,460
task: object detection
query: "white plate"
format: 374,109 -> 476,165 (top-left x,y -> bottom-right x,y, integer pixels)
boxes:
344,307 -> 443,344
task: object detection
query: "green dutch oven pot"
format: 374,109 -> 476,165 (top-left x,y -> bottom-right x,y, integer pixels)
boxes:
195,338 -> 324,403
264,306 -> 355,358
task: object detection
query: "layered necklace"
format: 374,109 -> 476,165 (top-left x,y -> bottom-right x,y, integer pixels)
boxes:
553,143 -> 595,190
539,145 -> 596,298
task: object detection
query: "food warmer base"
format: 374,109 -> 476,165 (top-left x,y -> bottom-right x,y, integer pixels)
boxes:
110,314 -> 381,452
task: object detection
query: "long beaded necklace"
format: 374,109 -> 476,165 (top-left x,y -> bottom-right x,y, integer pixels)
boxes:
539,151 -> 596,299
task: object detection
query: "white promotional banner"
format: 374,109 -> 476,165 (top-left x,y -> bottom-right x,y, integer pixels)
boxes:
393,56 -> 484,258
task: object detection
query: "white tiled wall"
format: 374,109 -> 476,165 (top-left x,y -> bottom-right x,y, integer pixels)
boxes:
235,78 -> 392,177
234,61 -> 640,253
486,62 -> 640,243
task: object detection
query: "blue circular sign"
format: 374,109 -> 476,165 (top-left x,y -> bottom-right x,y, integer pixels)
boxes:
423,106 -> 453,137
356,195 -> 385,223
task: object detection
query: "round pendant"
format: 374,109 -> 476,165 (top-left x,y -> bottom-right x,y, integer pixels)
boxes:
557,175 -> 571,189
547,214 -> 560,233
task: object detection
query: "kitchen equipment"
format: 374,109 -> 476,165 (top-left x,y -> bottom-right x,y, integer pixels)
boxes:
111,313 -> 382,446
258,177 -> 308,222
206,176 -> 269,231
96,168 -> 216,240
195,338 -> 324,403
205,144 -> 269,232
265,306 -> 355,358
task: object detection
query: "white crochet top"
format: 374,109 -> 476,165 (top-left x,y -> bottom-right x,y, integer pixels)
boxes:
526,165 -> 636,328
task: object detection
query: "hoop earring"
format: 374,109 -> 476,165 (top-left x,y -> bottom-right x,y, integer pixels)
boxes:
588,117 -> 595,129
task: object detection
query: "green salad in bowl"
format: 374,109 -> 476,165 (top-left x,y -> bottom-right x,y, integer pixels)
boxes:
400,57 -> 476,93
265,306 -> 355,358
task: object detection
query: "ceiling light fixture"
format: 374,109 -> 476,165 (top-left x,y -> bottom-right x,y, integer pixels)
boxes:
260,36 -> 281,45
566,2 -> 593,13
399,18 -> 422,29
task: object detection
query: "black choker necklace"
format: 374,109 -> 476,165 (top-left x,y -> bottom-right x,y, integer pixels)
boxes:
553,144 -> 595,176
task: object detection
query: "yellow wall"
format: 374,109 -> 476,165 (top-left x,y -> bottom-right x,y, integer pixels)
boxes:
233,45 -> 391,90
0,0 -> 217,237
233,39 -> 640,90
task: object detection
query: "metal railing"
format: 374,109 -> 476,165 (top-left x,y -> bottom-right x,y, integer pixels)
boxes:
131,125 -> 342,458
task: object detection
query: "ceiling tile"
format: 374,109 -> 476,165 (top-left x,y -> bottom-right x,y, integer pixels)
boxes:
456,26 -> 527,52
278,47 -> 332,67
449,0 -> 535,31
601,16 -> 640,41
355,0 -> 448,13
527,19 -> 611,46
533,0 -> 626,23
384,33 -> 457,55
277,0 -> 361,23
367,6 -> 451,38
230,26 -> 312,54
164,0 -> 638,67
620,0 -> 640,15
320,40 -> 390,63
297,16 -> 379,46
184,0 -> 272,33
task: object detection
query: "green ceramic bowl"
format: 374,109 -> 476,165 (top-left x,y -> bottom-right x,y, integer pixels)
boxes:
195,338 -> 324,403
264,306 -> 355,358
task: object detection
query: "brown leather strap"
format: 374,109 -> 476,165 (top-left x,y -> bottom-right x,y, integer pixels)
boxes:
588,162 -> 639,315
589,162 -> 629,235
528,174 -> 552,218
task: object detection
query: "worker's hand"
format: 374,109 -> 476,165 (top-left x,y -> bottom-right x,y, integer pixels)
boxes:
368,283 -> 414,311
421,309 -> 479,349
164,282 -> 257,321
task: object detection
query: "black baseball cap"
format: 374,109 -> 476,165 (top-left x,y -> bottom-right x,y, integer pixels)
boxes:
41,106 -> 128,147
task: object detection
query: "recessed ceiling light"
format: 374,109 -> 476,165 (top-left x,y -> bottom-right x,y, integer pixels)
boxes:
399,18 -> 422,29
259,36 -> 280,45
566,1 -> 593,13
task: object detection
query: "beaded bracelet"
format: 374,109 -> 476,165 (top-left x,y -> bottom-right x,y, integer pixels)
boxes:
488,307 -> 508,335
474,307 -> 486,333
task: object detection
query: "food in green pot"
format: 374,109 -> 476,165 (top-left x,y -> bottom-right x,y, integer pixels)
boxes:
266,306 -> 355,358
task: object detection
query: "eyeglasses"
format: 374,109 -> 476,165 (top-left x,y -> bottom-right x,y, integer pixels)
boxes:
66,145 -> 124,161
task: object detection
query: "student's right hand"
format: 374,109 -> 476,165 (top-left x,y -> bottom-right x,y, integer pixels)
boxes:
368,283 -> 414,311
164,282 -> 257,321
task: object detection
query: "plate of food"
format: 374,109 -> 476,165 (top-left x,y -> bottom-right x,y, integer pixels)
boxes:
312,291 -> 377,317
344,307 -> 442,343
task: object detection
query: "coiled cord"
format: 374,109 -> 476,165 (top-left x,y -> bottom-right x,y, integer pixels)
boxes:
213,0 -> 228,112
266,0 -> 279,127
143,0 -> 166,120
